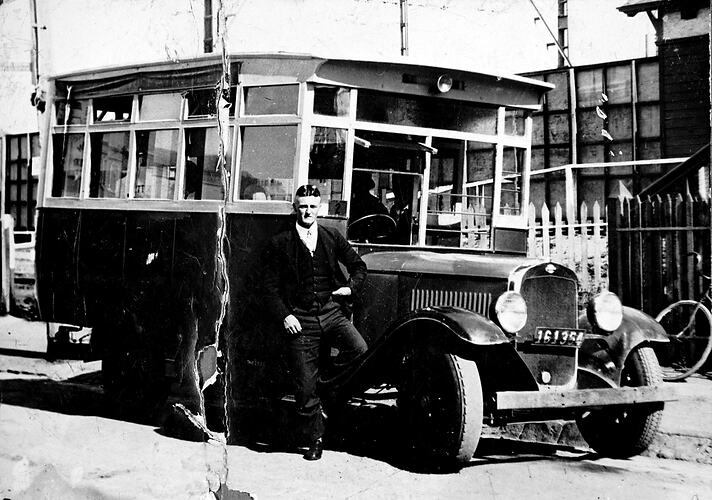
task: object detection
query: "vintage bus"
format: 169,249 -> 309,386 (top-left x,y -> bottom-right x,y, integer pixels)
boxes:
36,53 -> 673,464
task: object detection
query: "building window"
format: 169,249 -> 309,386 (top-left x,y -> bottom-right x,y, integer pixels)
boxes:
5,134 -> 39,231
203,0 -> 213,53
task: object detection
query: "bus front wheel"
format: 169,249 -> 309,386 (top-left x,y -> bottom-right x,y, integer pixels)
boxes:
397,344 -> 483,466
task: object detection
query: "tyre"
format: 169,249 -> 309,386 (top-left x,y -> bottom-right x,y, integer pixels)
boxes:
576,346 -> 663,457
655,300 -> 712,381
397,344 -> 483,465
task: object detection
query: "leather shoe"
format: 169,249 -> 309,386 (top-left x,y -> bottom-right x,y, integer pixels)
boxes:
303,438 -> 323,461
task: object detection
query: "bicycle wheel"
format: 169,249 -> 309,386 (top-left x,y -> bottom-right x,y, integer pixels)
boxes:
655,299 -> 712,381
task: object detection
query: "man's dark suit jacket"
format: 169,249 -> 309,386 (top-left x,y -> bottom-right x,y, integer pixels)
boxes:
262,223 -> 367,321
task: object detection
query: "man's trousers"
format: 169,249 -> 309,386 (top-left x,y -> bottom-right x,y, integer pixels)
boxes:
288,299 -> 368,443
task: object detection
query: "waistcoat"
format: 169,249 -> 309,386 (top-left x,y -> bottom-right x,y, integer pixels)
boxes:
295,236 -> 334,309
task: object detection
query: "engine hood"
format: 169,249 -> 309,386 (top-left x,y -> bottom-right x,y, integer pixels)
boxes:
362,250 -> 542,280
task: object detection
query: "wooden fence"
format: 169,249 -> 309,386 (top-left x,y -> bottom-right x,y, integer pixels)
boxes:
608,194 -> 711,316
527,201 -> 608,293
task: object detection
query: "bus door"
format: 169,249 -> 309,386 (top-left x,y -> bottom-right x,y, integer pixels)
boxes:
348,131 -> 426,245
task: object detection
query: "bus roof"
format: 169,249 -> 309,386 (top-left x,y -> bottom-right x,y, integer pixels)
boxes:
50,52 -> 552,109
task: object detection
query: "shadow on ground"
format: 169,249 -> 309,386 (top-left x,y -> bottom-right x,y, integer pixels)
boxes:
1,373 -> 596,473
234,399 -> 593,473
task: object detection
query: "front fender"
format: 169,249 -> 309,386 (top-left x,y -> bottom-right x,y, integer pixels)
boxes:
578,306 -> 668,387
400,306 -> 510,347
326,306 -> 538,400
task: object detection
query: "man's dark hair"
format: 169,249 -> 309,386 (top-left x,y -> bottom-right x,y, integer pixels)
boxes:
295,184 -> 321,197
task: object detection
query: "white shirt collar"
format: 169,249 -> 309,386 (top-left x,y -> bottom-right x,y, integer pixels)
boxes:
295,222 -> 318,254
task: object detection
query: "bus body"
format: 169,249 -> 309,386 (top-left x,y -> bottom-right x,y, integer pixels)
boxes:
36,53 -> 672,464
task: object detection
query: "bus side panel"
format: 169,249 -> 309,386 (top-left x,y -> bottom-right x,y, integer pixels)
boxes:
76,210 -> 127,324
36,208 -> 85,324
37,208 -> 223,357
225,212 -> 298,443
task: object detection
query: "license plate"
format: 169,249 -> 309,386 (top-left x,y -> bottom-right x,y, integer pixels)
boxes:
533,328 -> 585,347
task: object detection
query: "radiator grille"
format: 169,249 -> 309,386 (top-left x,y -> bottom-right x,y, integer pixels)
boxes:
520,275 -> 578,336
411,289 -> 491,315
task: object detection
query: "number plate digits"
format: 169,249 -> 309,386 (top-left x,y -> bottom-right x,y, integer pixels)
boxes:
533,328 -> 585,347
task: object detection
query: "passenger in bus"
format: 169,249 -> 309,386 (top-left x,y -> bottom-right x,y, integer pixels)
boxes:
262,184 -> 368,461
242,182 -> 268,200
349,171 -> 388,222
389,174 -> 414,244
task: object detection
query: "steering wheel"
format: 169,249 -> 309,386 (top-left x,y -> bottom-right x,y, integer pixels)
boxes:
347,214 -> 397,243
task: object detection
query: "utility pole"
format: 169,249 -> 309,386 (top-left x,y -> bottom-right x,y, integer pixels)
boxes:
29,0 -> 40,84
400,0 -> 409,56
530,0 -> 572,67
557,0 -> 569,68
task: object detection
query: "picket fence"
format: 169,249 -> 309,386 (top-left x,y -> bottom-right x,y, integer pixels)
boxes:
527,201 -> 608,292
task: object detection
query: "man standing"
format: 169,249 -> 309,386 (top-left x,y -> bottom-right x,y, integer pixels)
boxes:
263,185 -> 368,460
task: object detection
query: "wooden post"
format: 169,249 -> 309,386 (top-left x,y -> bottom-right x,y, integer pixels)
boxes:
606,198 -> 623,298
592,201 -> 603,291
542,203 -> 551,260
527,202 -> 537,257
0,214 -> 13,315
554,202 -> 564,264
580,202 -> 589,290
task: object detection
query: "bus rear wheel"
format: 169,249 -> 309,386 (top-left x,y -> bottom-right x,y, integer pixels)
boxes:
99,323 -> 167,421
397,344 -> 483,466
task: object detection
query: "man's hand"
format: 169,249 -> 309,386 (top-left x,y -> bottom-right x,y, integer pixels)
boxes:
283,314 -> 302,336
332,286 -> 352,297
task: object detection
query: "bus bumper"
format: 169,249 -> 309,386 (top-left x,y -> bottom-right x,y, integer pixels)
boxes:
496,385 -> 679,410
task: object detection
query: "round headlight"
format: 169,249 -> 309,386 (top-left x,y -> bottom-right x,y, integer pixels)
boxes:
588,291 -> 623,332
495,291 -> 528,334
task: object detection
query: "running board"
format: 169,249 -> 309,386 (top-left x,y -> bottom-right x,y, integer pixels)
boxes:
496,385 -> 679,410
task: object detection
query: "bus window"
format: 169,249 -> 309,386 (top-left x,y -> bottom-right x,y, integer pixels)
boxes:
134,130 -> 179,199
89,131 -> 130,198
51,133 -> 84,197
139,93 -> 183,121
313,86 -> 350,117
55,99 -> 88,125
427,140 -> 495,249
186,89 -> 218,118
349,131 -> 425,244
184,127 -> 231,200
93,96 -> 132,122
501,147 -> 525,215
427,139 -> 464,247
238,125 -> 296,201
186,88 -> 237,118
308,127 -> 347,216
465,142 -> 496,248
243,85 -> 299,115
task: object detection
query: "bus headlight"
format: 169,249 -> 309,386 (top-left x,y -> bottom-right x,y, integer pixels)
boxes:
587,291 -> 623,332
495,292 -> 528,334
